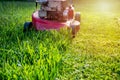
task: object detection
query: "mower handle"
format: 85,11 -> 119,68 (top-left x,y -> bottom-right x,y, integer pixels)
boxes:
36,2 -> 37,10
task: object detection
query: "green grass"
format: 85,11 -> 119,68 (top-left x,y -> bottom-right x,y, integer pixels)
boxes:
0,0 -> 120,80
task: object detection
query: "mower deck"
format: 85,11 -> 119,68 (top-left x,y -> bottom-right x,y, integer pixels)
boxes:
32,11 -> 80,30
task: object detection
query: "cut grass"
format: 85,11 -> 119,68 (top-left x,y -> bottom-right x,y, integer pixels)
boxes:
0,0 -> 120,80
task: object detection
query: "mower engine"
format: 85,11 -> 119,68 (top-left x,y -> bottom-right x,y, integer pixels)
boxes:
36,0 -> 74,21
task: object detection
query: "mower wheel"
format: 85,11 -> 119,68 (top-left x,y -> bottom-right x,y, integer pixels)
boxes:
70,20 -> 80,38
75,12 -> 81,22
23,22 -> 32,32
72,25 -> 80,38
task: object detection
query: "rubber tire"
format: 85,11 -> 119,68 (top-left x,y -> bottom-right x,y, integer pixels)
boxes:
72,25 -> 80,38
23,22 -> 32,32
75,12 -> 81,22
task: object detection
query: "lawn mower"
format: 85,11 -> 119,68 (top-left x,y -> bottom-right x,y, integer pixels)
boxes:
24,0 -> 81,37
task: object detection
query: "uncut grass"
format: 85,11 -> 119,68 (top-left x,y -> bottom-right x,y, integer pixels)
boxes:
0,2 -> 71,80
0,0 -> 120,80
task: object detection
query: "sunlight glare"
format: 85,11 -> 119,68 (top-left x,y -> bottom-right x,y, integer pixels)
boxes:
97,1 -> 112,12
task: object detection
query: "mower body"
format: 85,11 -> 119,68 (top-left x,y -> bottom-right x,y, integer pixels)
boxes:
24,0 -> 81,37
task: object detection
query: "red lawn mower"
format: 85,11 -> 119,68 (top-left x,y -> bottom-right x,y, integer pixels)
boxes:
24,0 -> 81,37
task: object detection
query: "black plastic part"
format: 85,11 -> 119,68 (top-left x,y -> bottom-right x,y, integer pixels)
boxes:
23,22 -> 32,32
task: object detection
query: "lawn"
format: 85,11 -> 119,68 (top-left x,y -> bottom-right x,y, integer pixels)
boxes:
0,0 -> 120,80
